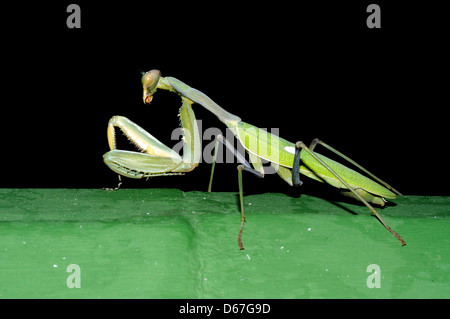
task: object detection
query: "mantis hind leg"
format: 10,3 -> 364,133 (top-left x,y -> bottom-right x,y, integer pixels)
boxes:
292,144 -> 303,187
294,141 -> 406,246
309,138 -> 402,196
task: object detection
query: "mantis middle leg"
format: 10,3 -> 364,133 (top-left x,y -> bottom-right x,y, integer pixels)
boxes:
209,134 -> 263,250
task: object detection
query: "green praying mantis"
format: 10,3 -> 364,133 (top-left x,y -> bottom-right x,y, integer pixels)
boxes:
103,69 -> 406,249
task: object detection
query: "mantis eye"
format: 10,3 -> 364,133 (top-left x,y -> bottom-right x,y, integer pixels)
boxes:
142,69 -> 161,103
141,69 -> 160,90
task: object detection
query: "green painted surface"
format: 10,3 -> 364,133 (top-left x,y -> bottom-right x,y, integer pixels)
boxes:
0,188 -> 448,298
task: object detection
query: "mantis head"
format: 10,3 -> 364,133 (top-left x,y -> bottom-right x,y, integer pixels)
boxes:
142,69 -> 161,104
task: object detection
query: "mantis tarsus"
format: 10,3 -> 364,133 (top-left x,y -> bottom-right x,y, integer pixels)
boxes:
103,69 -> 406,249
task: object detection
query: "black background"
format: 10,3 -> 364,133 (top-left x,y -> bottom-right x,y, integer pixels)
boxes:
2,1 -> 448,196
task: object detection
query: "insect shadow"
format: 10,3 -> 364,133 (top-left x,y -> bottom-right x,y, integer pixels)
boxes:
232,167 -> 397,218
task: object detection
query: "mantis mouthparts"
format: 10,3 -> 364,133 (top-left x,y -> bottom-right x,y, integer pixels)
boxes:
143,93 -> 153,104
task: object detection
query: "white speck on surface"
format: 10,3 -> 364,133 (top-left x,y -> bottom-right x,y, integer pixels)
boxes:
307,227 -> 311,231
246,254 -> 251,260
280,246 -> 284,250
325,268 -> 328,272
203,278 -> 208,281
284,146 -> 296,154
53,264 -> 58,268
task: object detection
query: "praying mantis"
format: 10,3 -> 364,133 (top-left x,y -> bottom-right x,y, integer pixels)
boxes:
103,69 -> 406,249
